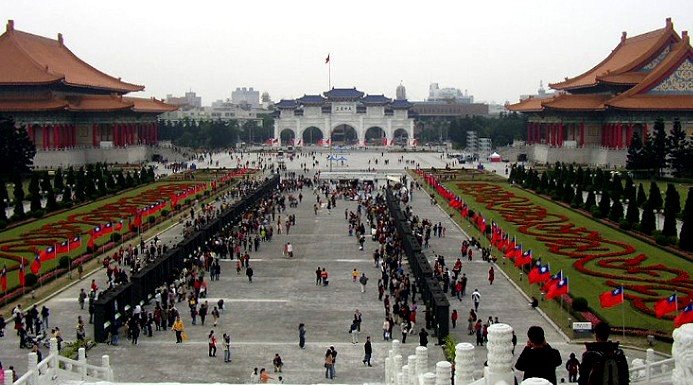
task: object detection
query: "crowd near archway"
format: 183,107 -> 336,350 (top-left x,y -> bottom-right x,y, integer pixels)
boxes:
280,129 -> 295,146
331,124 -> 358,145
393,128 -> 409,146
302,126 -> 324,145
365,126 -> 387,146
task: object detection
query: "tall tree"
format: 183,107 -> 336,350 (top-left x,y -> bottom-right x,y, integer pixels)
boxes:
609,198 -> 624,223
651,118 -> 667,176
74,167 -> 86,202
680,188 -> 693,251
53,168 -> 64,192
667,118 -> 690,178
636,183 -> 647,207
623,175 -> 635,201
639,201 -> 656,235
598,191 -> 611,217
585,190 -> 597,210
0,118 -> 37,181
662,184 -> 681,238
41,172 -> 57,211
28,173 -> 41,212
626,132 -> 644,171
625,197 -> 640,226
572,185 -> 584,208
642,131 -> 656,175
0,178 -> 8,222
610,174 -> 623,200
648,182 -> 663,211
12,174 -> 25,218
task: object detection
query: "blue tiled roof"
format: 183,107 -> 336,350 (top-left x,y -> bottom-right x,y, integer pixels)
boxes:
362,94 -> 392,105
297,95 -> 326,105
324,88 -> 365,100
390,99 -> 413,109
274,99 -> 297,109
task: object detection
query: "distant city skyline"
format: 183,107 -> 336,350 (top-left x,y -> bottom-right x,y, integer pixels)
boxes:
5,1 -> 691,104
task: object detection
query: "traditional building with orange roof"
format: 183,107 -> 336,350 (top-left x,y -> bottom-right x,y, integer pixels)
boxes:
507,18 -> 692,166
0,20 -> 177,166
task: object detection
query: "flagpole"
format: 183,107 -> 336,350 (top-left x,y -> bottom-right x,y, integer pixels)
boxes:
328,54 -> 331,90
621,285 -> 625,339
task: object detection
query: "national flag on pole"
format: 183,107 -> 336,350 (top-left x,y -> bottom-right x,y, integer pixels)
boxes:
599,287 -> 625,308
654,293 -> 679,318
543,271 -> 563,293
90,225 -> 102,238
31,253 -> 41,275
103,222 -> 114,235
546,277 -> 569,300
69,236 -> 82,249
57,240 -> 70,254
87,234 -> 95,250
515,248 -> 533,267
674,303 -> 693,328
528,264 -> 551,284
40,245 -> 57,261
18,259 -> 25,286
0,265 -> 7,291
325,54 -> 330,64
114,220 -> 124,232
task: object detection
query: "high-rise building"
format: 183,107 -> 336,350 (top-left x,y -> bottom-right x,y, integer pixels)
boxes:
232,87 -> 260,108
428,83 -> 474,104
165,91 -> 202,109
396,82 -> 407,100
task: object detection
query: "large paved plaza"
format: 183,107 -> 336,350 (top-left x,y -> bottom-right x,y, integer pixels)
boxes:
0,151 -> 659,384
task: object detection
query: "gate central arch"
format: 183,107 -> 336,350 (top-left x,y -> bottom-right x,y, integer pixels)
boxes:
302,126 -> 324,145
331,124 -> 358,145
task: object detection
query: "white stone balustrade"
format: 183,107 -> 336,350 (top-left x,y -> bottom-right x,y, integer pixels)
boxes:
521,378 -> 552,385
455,342 -> 476,385
485,323 -> 515,385
416,346 -> 429,379
435,361 -> 451,385
408,355 -> 417,385
672,323 -> 692,385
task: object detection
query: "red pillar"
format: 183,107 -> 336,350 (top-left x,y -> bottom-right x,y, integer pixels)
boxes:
626,124 -> 633,147
559,122 -> 564,147
28,126 -> 35,144
113,124 -> 119,146
579,122 -> 585,147
617,123 -> 623,148
154,122 -> 158,144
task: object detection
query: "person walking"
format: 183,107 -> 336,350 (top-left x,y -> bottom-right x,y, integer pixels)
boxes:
273,353 -> 284,372
350,319 -> 359,344
324,349 -> 334,379
451,310 -> 458,329
401,321 -> 409,344
488,266 -> 495,285
298,323 -> 306,349
577,322 -> 629,385
329,346 -> 338,378
246,265 -> 254,283
222,333 -> 231,363
359,273 -> 368,293
363,336 -> 373,367
471,289 -> 481,311
566,353 -> 580,383
515,326 -> 562,385
208,330 -> 217,357
172,316 -> 185,343
78,289 -> 87,310
315,267 -> 322,286
418,328 -> 429,347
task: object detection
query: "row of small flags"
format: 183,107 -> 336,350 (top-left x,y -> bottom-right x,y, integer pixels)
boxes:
419,169 -> 693,328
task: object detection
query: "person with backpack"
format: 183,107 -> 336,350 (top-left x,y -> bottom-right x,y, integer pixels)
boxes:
578,322 -> 629,385
566,352 -> 580,382
515,326 -> 562,385
359,273 -> 369,293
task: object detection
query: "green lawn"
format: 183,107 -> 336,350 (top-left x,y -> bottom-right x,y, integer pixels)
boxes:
419,174 -> 691,333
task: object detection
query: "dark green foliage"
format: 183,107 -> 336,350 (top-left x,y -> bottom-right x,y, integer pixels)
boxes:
62,186 -> 72,204
0,118 -> 37,181
41,172 -> 57,211
639,201 -> 656,235
419,112 -> 526,148
636,183 -> 647,207
667,118 -> 690,178
662,184 -> 681,238
625,197 -> 640,225
160,118 -> 245,148
0,178 -> 8,222
53,168 -> 64,192
29,173 -> 41,212
58,256 -> 70,269
11,174 -> 25,218
593,168 -> 605,193
125,172 -> 135,188
680,188 -> 693,251
651,118 -> 668,176
562,182 -> 574,204
65,167 -> 76,187
623,175 -> 635,201
25,273 -> 38,287
598,191 -> 611,217
84,165 -> 96,198
609,198 -> 624,222
610,174 -> 623,200
74,167 -> 86,202
572,297 -> 589,312
626,131 -> 644,171
585,190 -> 597,210
116,171 -> 127,190
648,182 -> 663,211
572,185 -> 584,208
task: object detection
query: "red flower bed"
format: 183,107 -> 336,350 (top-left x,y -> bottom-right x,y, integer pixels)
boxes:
453,182 -> 692,319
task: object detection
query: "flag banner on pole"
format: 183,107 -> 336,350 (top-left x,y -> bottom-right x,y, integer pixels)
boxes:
599,287 -> 625,308
528,264 -> 551,284
40,245 -> 57,261
114,220 -> 124,232
325,54 -> 330,64
0,265 -> 6,291
543,271 -> 564,293
654,293 -> 679,318
103,222 -> 114,235
674,303 -> 693,328
31,253 -> 41,275
69,236 -> 82,249
546,277 -> 569,300
18,259 -> 25,286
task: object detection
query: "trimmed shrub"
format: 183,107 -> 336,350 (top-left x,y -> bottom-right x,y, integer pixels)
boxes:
161,209 -> 170,217
572,297 -> 589,312
110,233 -> 122,242
58,255 -> 70,269
148,216 -> 156,224
25,273 -> 38,287
31,209 -> 45,218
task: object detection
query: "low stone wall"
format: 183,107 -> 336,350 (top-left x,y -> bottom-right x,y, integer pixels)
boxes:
34,146 -> 152,168
497,145 -> 627,167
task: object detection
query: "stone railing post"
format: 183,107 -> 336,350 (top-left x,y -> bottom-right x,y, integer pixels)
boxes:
645,348 -> 655,365
521,378 -> 552,385
672,323 -> 693,385
416,346 -> 428,379
402,364 -> 410,385
393,355 -> 403,385
485,323 -> 514,385
49,337 -> 59,375
435,361 -> 451,385
27,352 -> 38,385
386,356 -> 393,385
78,348 -> 87,379
454,342 -> 475,385
102,355 -> 113,381
392,339 -> 401,357
408,355 -> 417,385
4,370 -> 14,385
422,372 -> 436,385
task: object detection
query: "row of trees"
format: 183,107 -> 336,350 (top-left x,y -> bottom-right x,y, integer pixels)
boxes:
435,112 -> 527,148
158,116 -> 275,149
0,164 -> 156,227
509,163 -> 693,250
626,117 -> 692,178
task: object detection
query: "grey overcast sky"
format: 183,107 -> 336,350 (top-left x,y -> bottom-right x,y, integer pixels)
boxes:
4,1 -> 692,105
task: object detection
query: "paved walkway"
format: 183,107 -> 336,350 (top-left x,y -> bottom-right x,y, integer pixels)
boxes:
0,152 -> 663,384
